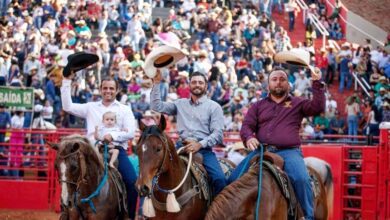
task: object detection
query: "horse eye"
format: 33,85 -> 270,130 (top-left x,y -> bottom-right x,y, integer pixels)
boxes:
156,146 -> 162,152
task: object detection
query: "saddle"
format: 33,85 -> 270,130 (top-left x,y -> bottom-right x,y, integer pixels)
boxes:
254,152 -> 321,219
180,156 -> 211,203
109,166 -> 129,217
251,153 -> 300,218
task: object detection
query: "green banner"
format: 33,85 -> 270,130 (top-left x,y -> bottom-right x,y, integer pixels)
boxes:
0,87 -> 34,108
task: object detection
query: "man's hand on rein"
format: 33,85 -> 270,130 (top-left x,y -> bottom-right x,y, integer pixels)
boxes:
183,139 -> 202,153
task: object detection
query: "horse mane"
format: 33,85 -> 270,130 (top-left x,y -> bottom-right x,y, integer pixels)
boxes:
206,165 -> 260,219
138,125 -> 175,152
59,134 -> 103,169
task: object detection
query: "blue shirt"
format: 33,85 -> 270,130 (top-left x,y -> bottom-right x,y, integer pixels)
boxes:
0,111 -> 11,129
151,84 -> 224,148
340,58 -> 350,73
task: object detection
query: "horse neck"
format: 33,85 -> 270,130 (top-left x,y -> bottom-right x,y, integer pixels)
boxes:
78,150 -> 104,194
155,147 -> 190,198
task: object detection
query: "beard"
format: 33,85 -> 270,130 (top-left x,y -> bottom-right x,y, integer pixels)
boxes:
269,87 -> 288,98
190,87 -> 206,97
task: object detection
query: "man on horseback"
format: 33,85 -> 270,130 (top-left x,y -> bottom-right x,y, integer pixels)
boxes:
228,63 -> 325,220
150,71 -> 227,196
60,53 -> 138,219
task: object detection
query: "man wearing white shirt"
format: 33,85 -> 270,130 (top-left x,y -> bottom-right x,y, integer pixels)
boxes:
61,75 -> 138,219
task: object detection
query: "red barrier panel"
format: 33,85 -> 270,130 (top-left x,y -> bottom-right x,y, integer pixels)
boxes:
302,144 -> 344,220
0,180 -> 49,209
0,128 -> 388,220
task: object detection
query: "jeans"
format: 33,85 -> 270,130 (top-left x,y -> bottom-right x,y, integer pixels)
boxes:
289,11 -> 295,31
198,148 -> 227,196
117,147 -> 138,219
0,132 -> 8,176
228,148 -> 314,220
176,142 -> 226,196
347,115 -> 358,141
339,71 -> 352,93
98,19 -> 108,33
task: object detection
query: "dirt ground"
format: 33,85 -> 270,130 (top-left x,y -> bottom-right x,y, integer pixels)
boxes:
0,209 -> 59,220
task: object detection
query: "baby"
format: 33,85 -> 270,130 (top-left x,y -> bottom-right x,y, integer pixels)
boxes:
94,111 -> 127,168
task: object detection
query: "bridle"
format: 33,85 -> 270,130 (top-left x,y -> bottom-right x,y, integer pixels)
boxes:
139,130 -> 174,192
141,132 -> 173,181
57,148 -> 87,189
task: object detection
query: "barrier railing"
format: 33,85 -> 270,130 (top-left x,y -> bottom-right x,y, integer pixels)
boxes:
352,72 -> 371,98
324,0 -> 385,47
296,0 -> 329,48
0,128 -> 386,218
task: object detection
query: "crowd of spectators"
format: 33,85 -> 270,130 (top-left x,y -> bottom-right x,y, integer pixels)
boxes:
0,0 -> 389,153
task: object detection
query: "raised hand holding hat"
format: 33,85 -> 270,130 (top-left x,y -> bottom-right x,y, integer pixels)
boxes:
274,48 -> 321,80
63,52 -> 99,78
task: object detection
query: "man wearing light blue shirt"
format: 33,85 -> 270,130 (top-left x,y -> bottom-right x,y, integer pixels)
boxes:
151,71 -> 227,195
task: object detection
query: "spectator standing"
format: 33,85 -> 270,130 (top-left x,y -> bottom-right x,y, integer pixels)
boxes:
9,109 -> 24,177
0,104 -> 11,176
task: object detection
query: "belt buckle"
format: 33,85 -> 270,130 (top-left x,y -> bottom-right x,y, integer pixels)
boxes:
265,145 -> 279,152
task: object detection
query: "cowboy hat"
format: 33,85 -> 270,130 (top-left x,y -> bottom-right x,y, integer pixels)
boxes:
63,52 -> 99,77
119,60 -> 132,67
75,20 -> 86,25
341,42 -> 351,48
155,32 -> 188,54
143,110 -> 153,117
274,48 -> 315,73
98,32 -> 107,38
143,45 -> 186,78
214,61 -> 227,74
178,71 -> 189,78
225,142 -> 246,152
34,89 -> 45,100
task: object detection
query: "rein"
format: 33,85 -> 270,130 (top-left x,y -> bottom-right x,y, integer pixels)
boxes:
255,144 -> 264,220
80,143 -> 109,213
141,130 -> 195,216
153,147 -> 193,194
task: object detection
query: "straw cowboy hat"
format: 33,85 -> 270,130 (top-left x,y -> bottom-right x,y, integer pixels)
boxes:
75,20 -> 86,26
143,110 -> 153,117
34,89 -> 45,100
225,142 -> 246,152
98,32 -> 107,38
178,71 -> 189,78
341,42 -> 351,48
63,52 -> 99,77
215,61 -> 227,74
274,48 -> 316,73
144,33 -> 188,78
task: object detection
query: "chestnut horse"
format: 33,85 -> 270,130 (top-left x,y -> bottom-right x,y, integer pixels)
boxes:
136,115 -> 221,219
51,135 -> 127,220
205,156 -> 334,220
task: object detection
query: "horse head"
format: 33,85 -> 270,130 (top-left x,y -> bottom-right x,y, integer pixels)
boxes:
135,115 -> 176,197
50,134 -> 102,205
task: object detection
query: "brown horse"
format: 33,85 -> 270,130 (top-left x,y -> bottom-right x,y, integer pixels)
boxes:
50,135 -> 127,220
136,115 -> 210,219
205,156 -> 334,220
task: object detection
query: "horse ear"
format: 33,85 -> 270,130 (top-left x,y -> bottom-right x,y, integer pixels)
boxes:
47,142 -> 59,151
138,118 -> 147,131
158,114 -> 166,131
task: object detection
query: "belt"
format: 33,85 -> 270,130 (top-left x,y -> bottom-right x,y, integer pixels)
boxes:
262,144 -> 299,152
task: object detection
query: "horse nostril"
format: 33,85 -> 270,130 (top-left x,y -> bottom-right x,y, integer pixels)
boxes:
141,185 -> 150,196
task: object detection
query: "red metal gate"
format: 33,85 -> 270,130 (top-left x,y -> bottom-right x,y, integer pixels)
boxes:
0,128 -> 389,219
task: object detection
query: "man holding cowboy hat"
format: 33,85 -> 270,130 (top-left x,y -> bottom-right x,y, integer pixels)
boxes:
60,52 -> 139,219
144,34 -> 227,196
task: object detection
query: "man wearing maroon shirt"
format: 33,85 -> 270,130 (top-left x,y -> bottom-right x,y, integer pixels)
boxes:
228,67 -> 325,220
